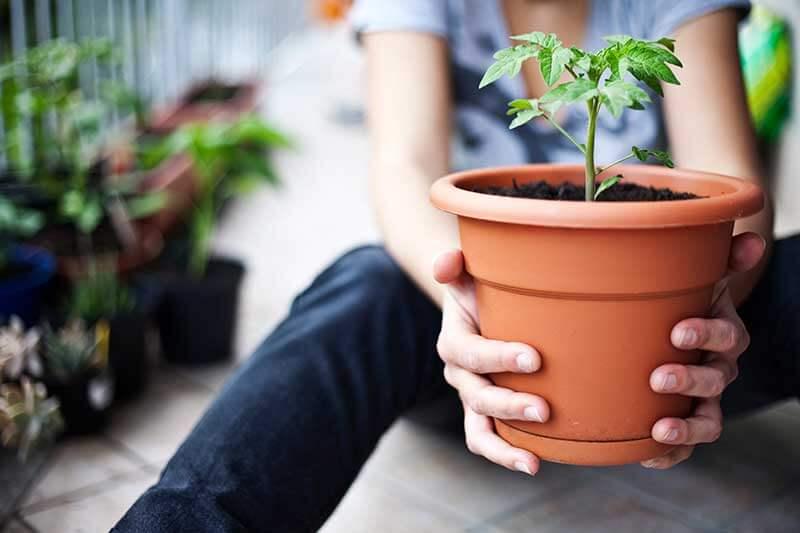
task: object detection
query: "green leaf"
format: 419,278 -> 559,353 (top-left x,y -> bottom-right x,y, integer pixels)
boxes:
539,46 -> 572,86
631,146 -> 675,168
77,200 -> 103,234
656,37 -> 676,52
480,44 -> 538,88
600,79 -> 651,118
125,192 -> 168,219
541,79 -> 598,106
604,35 -> 632,46
510,32 -> 553,45
594,175 -> 623,200
509,108 -> 542,129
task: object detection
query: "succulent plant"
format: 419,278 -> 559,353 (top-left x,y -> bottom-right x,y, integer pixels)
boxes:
0,316 -> 43,381
41,319 -> 107,383
68,265 -> 135,324
0,377 -> 63,460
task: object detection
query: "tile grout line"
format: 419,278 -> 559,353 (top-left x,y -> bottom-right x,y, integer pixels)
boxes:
100,433 -> 157,470
11,514 -> 40,533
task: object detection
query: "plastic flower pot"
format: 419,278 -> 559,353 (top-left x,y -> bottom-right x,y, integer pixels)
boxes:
45,368 -> 114,436
0,246 -> 56,325
107,311 -> 153,402
430,164 -> 764,466
157,257 -> 244,365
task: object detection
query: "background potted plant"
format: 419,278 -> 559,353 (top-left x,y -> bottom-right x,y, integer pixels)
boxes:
0,377 -> 62,461
431,32 -> 763,465
39,319 -> 113,434
0,198 -> 53,325
154,115 -> 289,364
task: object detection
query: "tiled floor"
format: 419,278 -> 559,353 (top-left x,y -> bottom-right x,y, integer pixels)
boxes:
6,26 -> 800,533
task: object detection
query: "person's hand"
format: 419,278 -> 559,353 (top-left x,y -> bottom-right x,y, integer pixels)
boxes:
434,250 -> 549,476
642,232 -> 766,469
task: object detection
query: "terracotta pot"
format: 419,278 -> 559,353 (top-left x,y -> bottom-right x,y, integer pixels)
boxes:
146,80 -> 260,134
430,164 -> 763,466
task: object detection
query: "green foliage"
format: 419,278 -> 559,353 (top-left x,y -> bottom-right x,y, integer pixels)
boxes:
155,116 -> 291,277
481,32 -> 683,201
0,197 -> 45,270
594,175 -> 623,200
40,320 -> 103,383
68,268 -> 135,324
0,378 -> 63,461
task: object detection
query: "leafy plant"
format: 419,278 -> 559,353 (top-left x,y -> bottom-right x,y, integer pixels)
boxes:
68,265 -> 135,323
0,317 -> 42,381
157,115 -> 290,277
40,320 -> 107,383
481,32 -> 682,201
0,377 -> 63,461
0,196 -> 44,271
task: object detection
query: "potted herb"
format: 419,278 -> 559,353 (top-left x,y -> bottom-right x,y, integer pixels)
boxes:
146,79 -> 260,135
430,33 -> 763,465
67,265 -> 153,401
154,116 -> 289,364
39,320 -> 113,434
0,198 -> 54,325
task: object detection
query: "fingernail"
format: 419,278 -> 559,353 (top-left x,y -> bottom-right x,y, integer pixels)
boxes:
661,428 -> 679,442
679,328 -> 698,348
514,461 -> 532,475
657,373 -> 678,392
523,405 -> 544,422
641,460 -> 656,468
516,352 -> 534,373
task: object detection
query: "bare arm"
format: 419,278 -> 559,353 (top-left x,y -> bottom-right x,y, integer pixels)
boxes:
663,9 -> 774,304
364,32 -> 455,306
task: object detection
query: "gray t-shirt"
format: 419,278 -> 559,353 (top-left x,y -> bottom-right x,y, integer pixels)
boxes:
351,0 -> 750,170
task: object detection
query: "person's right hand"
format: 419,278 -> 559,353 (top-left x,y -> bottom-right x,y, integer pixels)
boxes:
434,249 -> 550,476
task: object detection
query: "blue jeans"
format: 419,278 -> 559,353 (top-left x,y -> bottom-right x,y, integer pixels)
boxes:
114,238 -> 800,532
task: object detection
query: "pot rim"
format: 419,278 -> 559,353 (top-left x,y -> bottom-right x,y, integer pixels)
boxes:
430,164 -> 764,229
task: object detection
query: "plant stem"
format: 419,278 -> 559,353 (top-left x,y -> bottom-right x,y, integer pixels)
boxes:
545,114 -> 585,154
188,190 -> 214,279
596,152 -> 635,175
584,99 -> 599,202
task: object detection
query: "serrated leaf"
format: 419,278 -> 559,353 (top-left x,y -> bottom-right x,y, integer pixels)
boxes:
594,174 -> 623,200
480,45 -> 538,88
600,79 -> 651,118
656,37 -> 676,52
510,31 -> 550,45
539,46 -> 572,86
509,108 -> 543,129
604,35 -> 632,46
541,79 -> 598,105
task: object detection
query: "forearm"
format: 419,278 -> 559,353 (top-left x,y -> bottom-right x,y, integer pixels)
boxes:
372,159 -> 456,307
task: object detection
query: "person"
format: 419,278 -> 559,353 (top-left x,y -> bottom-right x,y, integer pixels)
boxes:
114,1 -> 798,531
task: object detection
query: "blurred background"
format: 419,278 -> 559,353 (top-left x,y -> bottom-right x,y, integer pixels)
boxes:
0,0 -> 798,532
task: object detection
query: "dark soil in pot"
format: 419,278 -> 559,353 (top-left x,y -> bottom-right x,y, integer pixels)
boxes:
45,368 -> 114,435
470,179 -> 699,201
157,257 -> 244,365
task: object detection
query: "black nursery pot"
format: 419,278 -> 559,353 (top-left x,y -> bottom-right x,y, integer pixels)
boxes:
108,311 -> 152,402
46,369 -> 114,436
157,257 -> 244,365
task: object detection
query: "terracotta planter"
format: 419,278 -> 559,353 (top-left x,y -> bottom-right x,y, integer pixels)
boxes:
430,164 -> 763,465
146,80 -> 260,134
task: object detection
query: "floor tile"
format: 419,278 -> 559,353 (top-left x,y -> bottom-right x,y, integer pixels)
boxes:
321,473 -> 468,533
728,484 -> 800,533
20,438 -> 142,512
379,426 -> 588,525
720,402 -> 800,475
489,479 -> 701,533
105,371 -> 214,466
3,519 -> 36,533
23,470 -> 157,533
168,360 -> 239,393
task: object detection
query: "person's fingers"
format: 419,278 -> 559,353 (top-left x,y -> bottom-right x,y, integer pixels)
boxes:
650,358 -> 738,398
463,404 -> 540,475
670,316 -> 750,355
650,397 -> 723,446
727,232 -> 766,275
640,445 -> 695,469
444,365 -> 550,422
433,249 -> 465,285
437,325 -> 541,374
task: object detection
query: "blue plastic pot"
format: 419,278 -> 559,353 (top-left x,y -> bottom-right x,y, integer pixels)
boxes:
0,246 -> 56,325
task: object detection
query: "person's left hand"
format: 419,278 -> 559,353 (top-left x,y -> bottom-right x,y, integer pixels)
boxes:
642,232 -> 766,469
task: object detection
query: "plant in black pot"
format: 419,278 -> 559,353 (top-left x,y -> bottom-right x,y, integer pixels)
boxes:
39,319 -> 113,435
0,198 -> 54,325
0,378 -> 63,461
67,264 -> 154,402
154,116 -> 290,364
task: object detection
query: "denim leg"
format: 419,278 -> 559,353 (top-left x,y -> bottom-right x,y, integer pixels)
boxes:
724,234 -> 800,416
113,246 -> 446,533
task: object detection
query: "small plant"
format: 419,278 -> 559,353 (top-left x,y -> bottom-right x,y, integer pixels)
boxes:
40,320 -> 107,384
158,115 -> 290,277
481,32 -> 682,201
0,377 -> 63,460
68,264 -> 135,323
0,317 -> 43,381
